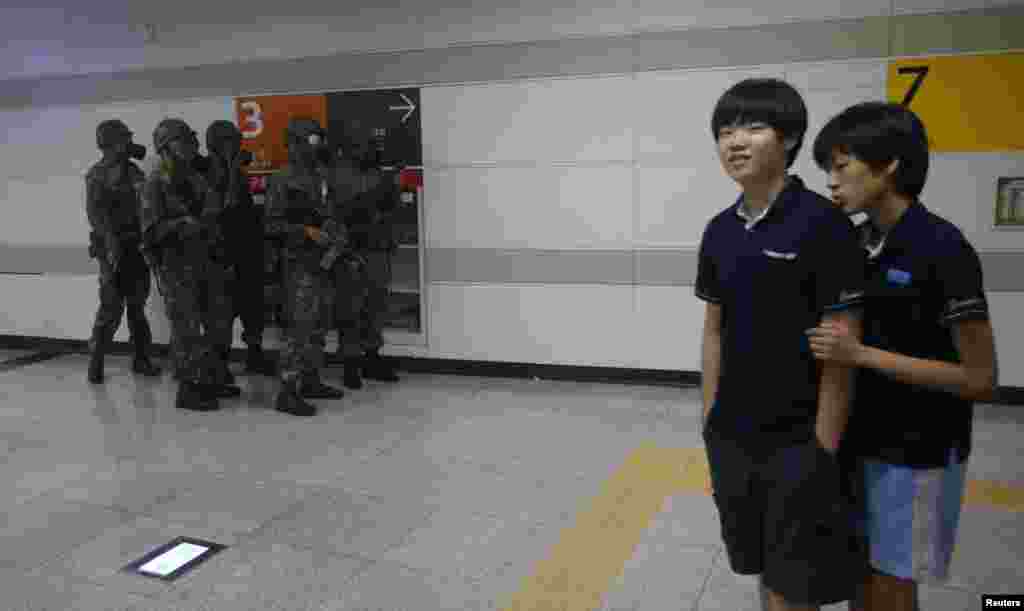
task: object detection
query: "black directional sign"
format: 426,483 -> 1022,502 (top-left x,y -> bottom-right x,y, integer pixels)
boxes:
326,88 -> 422,167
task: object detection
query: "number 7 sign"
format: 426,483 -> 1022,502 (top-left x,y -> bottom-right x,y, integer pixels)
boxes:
887,53 -> 1024,153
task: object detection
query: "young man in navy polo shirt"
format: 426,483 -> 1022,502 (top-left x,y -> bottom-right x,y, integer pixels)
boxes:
696,78 -> 867,610
807,102 -> 999,611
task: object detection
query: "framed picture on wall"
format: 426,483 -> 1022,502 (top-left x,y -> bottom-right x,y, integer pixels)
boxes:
995,177 -> 1024,230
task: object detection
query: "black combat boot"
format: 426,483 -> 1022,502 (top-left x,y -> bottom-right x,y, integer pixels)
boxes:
219,347 -> 237,385
128,315 -> 161,377
301,375 -> 345,399
204,383 -> 242,399
132,355 -> 162,376
362,349 -> 399,382
195,352 -> 239,399
87,349 -> 105,384
245,343 -> 276,376
343,357 -> 363,389
131,339 -> 161,377
176,381 -> 220,411
213,347 -> 240,393
275,377 -> 317,417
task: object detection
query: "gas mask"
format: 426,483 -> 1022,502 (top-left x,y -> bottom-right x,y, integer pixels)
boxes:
128,143 -> 147,161
304,133 -> 332,166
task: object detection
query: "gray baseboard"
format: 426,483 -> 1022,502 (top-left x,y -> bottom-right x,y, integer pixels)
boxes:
1,334 -> 1019,405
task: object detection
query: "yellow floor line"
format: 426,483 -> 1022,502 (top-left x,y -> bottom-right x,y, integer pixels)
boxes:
497,444 -> 703,611
501,444 -> 1024,611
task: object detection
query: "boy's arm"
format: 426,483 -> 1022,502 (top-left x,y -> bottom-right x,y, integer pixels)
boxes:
812,231 -> 998,403
816,311 -> 860,451
702,303 -> 723,426
811,213 -> 866,452
694,224 -> 723,427
853,318 -> 997,401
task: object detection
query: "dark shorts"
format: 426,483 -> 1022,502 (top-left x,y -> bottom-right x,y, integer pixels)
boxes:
703,429 -> 867,606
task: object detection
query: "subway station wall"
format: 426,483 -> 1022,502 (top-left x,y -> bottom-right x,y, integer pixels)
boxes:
4,0 -> 1022,81
2,4 -> 1024,384
0,0 -> 939,81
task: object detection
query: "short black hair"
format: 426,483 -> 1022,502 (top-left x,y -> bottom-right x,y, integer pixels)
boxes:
812,101 -> 929,199
711,78 -> 808,168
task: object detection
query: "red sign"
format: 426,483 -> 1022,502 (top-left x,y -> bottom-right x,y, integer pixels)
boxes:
399,167 -> 422,191
235,94 -> 328,174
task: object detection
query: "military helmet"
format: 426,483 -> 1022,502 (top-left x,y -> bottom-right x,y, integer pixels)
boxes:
153,118 -> 195,153
205,120 -> 240,152
96,119 -> 131,149
285,117 -> 325,146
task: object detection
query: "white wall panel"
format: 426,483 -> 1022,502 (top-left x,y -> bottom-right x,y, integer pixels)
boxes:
424,166 -> 634,249
632,66 -> 786,162
987,293 -> 1024,387
0,100 -> 171,182
426,283 -> 639,367
0,274 -> 172,345
0,176 -> 91,246
421,77 -> 634,165
633,286 -> 705,370
922,154 -> 1024,249
0,275 -> 106,341
789,86 -> 887,190
0,105 -> 93,181
422,282 -> 1024,383
784,59 -> 886,93
632,165 -> 738,248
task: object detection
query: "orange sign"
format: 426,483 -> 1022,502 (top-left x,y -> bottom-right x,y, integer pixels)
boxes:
235,94 -> 328,172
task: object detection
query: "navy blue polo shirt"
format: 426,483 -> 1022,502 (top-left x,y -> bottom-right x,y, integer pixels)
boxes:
695,175 -> 865,451
846,200 -> 989,468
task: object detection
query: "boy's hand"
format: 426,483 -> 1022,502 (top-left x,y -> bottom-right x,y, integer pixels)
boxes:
807,319 -> 863,365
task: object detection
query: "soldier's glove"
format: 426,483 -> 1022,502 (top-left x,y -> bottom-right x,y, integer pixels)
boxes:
345,252 -> 367,273
304,226 -> 323,243
177,217 -> 203,240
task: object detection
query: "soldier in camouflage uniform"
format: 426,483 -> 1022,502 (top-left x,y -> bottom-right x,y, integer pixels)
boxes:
139,118 -> 239,412
333,135 -> 400,389
85,119 -> 162,384
265,118 -> 348,416
202,120 -> 276,377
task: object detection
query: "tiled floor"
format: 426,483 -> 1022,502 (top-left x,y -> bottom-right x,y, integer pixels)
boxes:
0,351 -> 1020,610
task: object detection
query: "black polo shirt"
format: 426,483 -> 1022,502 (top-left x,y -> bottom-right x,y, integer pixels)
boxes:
696,175 -> 865,451
845,200 -> 989,468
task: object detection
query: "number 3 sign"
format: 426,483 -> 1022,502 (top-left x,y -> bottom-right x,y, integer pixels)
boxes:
888,52 -> 1024,153
234,94 -> 328,172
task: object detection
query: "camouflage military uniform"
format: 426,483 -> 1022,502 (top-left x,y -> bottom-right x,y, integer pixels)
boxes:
85,123 -> 160,383
265,165 -> 346,399
265,118 -> 350,416
202,120 -> 274,376
140,119 -> 236,410
333,160 -> 400,386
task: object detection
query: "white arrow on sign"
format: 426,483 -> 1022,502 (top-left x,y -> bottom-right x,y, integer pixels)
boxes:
388,93 -> 417,124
